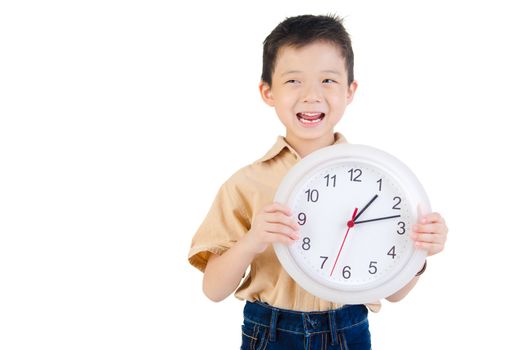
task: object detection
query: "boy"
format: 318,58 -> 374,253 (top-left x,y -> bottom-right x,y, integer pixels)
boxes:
188,14 -> 448,349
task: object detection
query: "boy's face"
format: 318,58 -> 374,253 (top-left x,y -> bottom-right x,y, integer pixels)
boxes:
260,41 -> 357,150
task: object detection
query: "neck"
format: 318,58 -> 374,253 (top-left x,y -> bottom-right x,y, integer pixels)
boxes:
285,132 -> 336,158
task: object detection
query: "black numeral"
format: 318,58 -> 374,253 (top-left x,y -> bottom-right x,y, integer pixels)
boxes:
324,174 -> 336,187
298,212 -> 307,226
342,266 -> 351,279
377,178 -> 382,191
392,196 -> 402,210
305,189 -> 319,202
348,168 -> 362,182
369,261 -> 378,274
397,221 -> 405,235
302,237 -> 311,250
387,246 -> 396,259
320,256 -> 328,269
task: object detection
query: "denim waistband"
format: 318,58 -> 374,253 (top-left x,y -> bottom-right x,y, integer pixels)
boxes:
243,301 -> 368,343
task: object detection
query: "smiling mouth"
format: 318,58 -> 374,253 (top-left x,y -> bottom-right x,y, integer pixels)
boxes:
296,112 -> 325,124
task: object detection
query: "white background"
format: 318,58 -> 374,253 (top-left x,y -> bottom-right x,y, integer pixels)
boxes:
1,0 -> 527,348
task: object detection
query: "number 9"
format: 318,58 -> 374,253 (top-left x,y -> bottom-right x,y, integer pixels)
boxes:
297,212 -> 306,225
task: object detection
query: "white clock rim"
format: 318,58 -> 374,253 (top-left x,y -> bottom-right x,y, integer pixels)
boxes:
273,144 -> 430,305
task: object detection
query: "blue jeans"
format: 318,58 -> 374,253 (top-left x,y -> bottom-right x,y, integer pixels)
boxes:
241,301 -> 371,350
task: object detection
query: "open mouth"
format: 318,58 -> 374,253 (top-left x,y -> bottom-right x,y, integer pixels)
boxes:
296,112 -> 325,125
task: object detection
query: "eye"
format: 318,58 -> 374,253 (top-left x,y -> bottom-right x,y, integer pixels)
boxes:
322,79 -> 337,84
285,79 -> 300,84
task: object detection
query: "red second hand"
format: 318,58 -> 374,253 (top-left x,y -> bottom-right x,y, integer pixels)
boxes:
330,207 -> 358,277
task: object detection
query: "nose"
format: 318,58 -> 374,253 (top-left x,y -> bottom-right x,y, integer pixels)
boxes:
303,82 -> 322,103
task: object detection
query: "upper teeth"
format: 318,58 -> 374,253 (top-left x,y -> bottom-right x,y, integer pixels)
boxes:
298,113 -> 323,124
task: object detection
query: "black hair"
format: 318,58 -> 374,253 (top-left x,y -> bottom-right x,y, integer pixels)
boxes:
261,14 -> 354,86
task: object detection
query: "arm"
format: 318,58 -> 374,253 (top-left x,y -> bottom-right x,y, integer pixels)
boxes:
202,203 -> 299,302
202,239 -> 256,302
386,212 -> 448,302
385,267 -> 423,302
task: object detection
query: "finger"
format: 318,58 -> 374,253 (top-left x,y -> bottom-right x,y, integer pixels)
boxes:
411,232 -> 439,244
419,212 -> 444,224
414,240 -> 444,255
265,222 -> 300,240
271,232 -> 297,246
264,212 -> 300,231
413,223 -> 446,235
263,202 -> 293,216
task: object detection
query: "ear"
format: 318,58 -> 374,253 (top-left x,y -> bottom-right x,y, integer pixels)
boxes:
346,80 -> 358,105
259,81 -> 275,107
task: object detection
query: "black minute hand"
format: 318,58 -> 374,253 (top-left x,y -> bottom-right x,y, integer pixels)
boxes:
354,215 -> 401,225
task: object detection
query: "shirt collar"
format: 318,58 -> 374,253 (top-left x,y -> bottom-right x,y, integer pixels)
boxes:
256,132 -> 348,163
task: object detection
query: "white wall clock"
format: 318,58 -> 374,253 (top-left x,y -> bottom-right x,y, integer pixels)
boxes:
273,144 -> 430,304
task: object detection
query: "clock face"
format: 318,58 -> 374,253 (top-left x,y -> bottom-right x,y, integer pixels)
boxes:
288,160 -> 413,291
274,144 -> 429,304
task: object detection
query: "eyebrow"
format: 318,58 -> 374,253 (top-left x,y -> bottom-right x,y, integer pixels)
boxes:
322,70 -> 341,75
281,69 -> 342,76
281,70 -> 302,76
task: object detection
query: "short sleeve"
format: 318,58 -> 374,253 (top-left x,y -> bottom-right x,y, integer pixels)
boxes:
188,179 -> 251,272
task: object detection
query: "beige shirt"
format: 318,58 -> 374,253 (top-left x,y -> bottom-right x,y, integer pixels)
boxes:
188,133 -> 381,312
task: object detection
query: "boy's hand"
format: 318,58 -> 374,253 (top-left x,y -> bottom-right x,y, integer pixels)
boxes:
411,212 -> 448,256
243,203 -> 300,254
